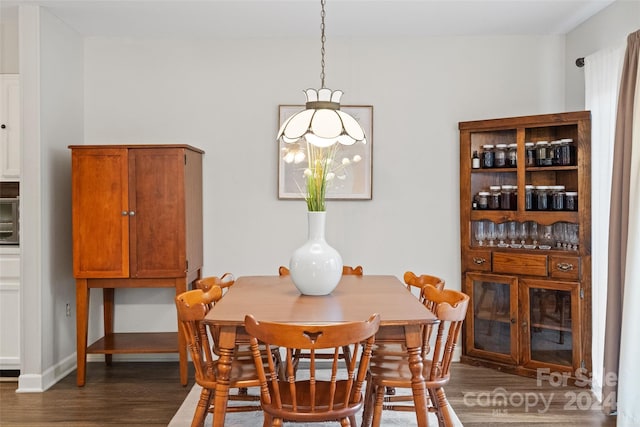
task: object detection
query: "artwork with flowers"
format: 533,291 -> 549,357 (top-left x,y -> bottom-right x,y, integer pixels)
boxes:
278,104 -> 373,201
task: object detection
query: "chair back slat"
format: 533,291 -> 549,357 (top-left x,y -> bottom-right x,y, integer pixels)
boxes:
245,313 -> 380,424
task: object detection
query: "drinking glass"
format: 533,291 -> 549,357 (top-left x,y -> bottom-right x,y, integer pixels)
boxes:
496,222 -> 508,247
527,221 -> 539,249
473,221 -> 486,246
568,223 -> 579,250
507,221 -> 520,248
486,221 -> 497,247
539,224 -> 554,250
518,221 -> 529,247
553,222 -> 567,249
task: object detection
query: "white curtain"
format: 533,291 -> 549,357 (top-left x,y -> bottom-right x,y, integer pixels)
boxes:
617,57 -> 640,427
584,45 -> 624,401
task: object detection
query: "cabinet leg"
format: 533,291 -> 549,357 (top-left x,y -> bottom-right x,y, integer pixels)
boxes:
103,288 -> 114,366
176,278 -> 189,386
76,280 -> 89,386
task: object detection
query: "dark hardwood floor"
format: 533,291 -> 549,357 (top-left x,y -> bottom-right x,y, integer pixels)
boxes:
0,362 -> 616,426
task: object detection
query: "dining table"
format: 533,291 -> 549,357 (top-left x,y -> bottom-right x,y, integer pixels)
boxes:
203,274 -> 442,427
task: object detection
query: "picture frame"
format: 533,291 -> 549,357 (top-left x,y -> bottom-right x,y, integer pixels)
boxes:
277,104 -> 373,200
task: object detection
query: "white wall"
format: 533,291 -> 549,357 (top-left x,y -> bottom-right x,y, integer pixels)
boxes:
565,0 -> 640,110
18,5 -> 83,391
83,34 -> 566,341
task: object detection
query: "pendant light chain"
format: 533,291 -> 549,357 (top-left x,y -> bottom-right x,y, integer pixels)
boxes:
320,0 -> 326,89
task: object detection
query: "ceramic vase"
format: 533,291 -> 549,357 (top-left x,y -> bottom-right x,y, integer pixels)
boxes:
289,211 -> 343,296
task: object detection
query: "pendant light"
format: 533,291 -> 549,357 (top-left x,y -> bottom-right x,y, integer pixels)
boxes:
276,0 -> 367,148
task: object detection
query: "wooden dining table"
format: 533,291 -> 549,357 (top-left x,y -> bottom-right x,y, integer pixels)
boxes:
203,274 -> 441,427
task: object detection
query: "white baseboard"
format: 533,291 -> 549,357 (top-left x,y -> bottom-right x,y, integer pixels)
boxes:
17,353 -> 76,393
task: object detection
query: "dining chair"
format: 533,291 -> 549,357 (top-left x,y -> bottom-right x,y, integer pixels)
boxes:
374,271 -> 445,396
278,265 -> 364,276
403,271 -> 446,302
362,285 -> 469,427
278,264 -> 364,370
244,313 -> 380,426
195,273 -> 284,377
194,272 -> 235,297
175,288 -> 262,427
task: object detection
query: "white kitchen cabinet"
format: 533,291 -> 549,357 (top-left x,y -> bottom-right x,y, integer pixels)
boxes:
0,74 -> 20,180
0,246 -> 20,371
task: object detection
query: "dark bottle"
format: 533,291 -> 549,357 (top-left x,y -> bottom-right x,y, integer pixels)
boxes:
472,151 -> 480,169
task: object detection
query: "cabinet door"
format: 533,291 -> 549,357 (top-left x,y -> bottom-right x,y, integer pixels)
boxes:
465,273 -> 519,365
72,148 -> 130,278
0,75 -> 20,180
128,148 -> 186,278
520,279 -> 581,373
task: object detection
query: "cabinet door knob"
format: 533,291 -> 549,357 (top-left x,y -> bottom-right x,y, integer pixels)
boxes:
122,211 -> 128,216
129,211 -> 135,216
473,257 -> 486,265
1,124 -> 5,129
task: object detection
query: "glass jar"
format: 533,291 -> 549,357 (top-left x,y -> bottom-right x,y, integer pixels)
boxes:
565,191 -> 578,211
557,138 -> 576,166
550,185 -> 566,210
494,144 -> 507,167
525,185 -> 535,210
481,145 -> 495,168
536,141 -> 552,166
525,142 -> 536,167
488,185 -> 501,209
477,191 -> 489,209
535,186 -> 549,210
550,140 -> 562,165
507,143 -> 518,167
500,185 -> 515,210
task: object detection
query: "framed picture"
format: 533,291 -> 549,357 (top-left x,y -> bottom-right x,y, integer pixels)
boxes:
278,105 -> 373,200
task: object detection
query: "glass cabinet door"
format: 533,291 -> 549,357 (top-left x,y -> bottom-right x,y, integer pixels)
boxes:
465,273 -> 519,365
521,279 -> 580,372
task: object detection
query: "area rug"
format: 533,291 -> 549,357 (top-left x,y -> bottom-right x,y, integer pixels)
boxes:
169,384 -> 463,426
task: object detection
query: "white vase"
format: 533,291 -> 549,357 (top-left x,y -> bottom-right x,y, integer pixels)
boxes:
289,211 -> 343,296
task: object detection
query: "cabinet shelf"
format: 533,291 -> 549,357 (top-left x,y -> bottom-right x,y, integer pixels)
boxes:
87,332 -> 179,354
470,210 -> 579,223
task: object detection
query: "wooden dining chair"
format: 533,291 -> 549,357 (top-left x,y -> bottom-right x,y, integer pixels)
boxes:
278,265 -> 364,276
278,264 -> 364,370
194,272 -> 235,296
195,273 -> 284,377
244,313 -> 380,427
363,285 -> 469,427
175,288 -> 262,427
373,271 -> 445,396
403,271 -> 446,302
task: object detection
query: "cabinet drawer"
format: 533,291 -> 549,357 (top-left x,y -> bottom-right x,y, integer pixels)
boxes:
550,256 -> 580,280
493,252 -> 548,277
464,249 -> 492,272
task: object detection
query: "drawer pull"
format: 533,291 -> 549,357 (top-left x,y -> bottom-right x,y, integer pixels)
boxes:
473,257 -> 487,265
557,262 -> 574,272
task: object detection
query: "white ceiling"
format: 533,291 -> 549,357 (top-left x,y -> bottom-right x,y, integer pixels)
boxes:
2,0 -> 617,38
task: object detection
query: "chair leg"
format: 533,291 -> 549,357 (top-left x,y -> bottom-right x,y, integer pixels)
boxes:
361,376 -> 375,427
371,383 -> 385,427
191,387 -> 212,427
430,387 -> 455,427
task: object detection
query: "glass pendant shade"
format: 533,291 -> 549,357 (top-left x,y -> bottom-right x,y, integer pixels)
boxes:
277,88 -> 366,148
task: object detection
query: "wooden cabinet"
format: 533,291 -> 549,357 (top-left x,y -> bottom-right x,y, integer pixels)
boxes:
0,75 -> 21,180
459,112 -> 591,381
70,145 -> 204,386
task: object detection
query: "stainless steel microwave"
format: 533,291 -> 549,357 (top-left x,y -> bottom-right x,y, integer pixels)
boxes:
0,197 -> 19,245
